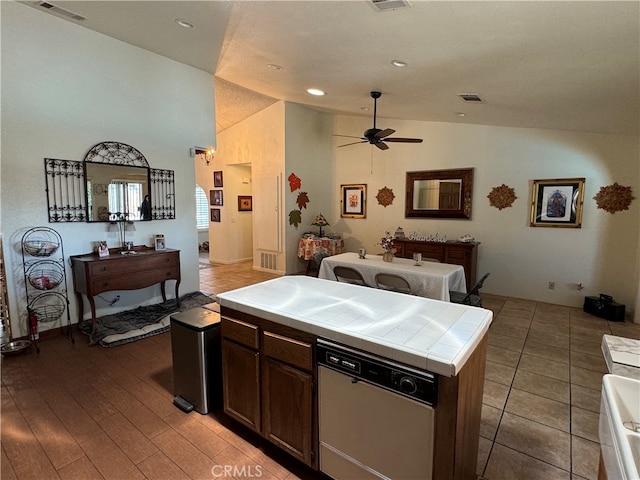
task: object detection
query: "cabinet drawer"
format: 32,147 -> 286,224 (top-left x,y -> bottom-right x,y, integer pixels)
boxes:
263,331 -> 313,372
90,267 -> 178,293
88,252 -> 179,278
446,248 -> 468,261
222,317 -> 259,349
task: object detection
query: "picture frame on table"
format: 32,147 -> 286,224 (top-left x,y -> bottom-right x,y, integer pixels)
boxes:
238,195 -> 252,212
340,184 -> 367,218
154,235 -> 166,250
96,240 -> 109,257
213,171 -> 223,187
530,178 -> 585,228
210,189 -> 223,206
211,208 -> 221,222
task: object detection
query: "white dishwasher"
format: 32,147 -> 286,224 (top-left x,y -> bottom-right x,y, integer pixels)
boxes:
318,339 -> 437,480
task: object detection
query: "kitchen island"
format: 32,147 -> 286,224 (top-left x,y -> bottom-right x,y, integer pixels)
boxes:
217,276 -> 492,479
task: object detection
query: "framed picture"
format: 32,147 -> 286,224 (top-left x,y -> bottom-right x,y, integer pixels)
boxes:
211,208 -> 221,222
530,178 -> 585,228
341,184 -> 367,218
210,189 -> 223,206
154,235 -> 166,250
213,171 -> 223,187
238,195 -> 252,211
96,240 -> 109,257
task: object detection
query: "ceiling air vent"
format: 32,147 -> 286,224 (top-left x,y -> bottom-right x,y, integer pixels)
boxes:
371,0 -> 412,12
36,2 -> 85,22
458,93 -> 484,103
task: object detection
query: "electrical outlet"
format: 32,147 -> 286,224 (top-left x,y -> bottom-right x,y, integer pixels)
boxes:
548,282 -> 555,290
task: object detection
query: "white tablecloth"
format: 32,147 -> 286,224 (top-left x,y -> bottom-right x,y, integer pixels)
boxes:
318,252 -> 467,301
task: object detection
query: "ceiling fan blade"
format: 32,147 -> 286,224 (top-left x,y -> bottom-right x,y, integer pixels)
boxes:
338,140 -> 368,148
333,134 -> 365,139
374,142 -> 389,151
374,128 -> 395,139
383,137 -> 424,143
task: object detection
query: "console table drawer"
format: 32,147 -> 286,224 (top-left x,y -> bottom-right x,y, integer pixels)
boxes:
88,252 -> 179,277
90,267 -> 179,293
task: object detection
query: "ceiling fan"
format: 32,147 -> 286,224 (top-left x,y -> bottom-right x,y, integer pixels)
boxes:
336,91 -> 423,150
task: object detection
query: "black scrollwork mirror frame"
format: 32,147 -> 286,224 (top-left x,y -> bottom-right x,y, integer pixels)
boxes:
405,168 -> 474,219
44,142 -> 175,222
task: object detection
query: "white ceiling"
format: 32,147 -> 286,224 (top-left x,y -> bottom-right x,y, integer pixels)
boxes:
23,1 -> 640,136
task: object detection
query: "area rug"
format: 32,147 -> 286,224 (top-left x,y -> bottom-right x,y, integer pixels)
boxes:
79,291 -> 216,347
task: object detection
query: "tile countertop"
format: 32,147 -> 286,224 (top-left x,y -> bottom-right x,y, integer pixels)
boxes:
216,276 -> 493,377
602,334 -> 640,380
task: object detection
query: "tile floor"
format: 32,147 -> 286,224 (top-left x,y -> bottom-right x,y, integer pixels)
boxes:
2,258 -> 639,480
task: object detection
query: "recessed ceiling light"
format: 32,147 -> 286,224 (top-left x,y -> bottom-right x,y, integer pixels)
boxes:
267,64 -> 283,70
391,60 -> 407,67
361,107 -> 370,111
306,88 -> 326,96
456,112 -> 466,117
175,19 -> 195,29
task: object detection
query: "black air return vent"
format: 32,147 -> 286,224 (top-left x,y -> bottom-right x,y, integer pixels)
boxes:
458,94 -> 484,103
37,2 -> 85,21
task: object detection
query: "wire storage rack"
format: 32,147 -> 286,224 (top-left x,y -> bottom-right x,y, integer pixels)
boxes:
21,226 -> 74,352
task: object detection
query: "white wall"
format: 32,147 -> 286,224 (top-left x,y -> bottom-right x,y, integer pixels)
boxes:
1,3 -> 216,337
216,102 -> 286,272
332,115 -> 639,314
283,103 -> 334,274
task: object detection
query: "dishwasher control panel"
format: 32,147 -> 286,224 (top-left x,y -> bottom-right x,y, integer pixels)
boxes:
318,339 -> 437,406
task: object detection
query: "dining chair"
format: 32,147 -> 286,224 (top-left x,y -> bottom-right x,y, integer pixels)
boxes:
449,272 -> 490,307
333,266 -> 368,287
375,273 -> 412,295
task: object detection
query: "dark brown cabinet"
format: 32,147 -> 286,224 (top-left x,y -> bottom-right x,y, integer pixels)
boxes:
394,239 -> 479,290
70,247 -> 180,332
221,315 -> 316,468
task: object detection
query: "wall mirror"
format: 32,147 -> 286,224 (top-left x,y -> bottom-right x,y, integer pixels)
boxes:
405,168 -> 474,219
44,142 -> 175,223
85,163 -> 150,222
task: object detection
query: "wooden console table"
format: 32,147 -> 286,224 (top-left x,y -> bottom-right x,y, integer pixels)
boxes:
70,247 -> 181,332
393,239 -> 479,290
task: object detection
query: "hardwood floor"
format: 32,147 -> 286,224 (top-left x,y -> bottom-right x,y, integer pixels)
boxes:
2,258 -> 640,479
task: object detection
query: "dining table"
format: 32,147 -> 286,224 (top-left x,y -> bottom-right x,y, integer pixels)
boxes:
318,252 -> 467,301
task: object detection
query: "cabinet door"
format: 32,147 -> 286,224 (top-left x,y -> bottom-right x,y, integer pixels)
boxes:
221,338 -> 261,432
262,357 -> 314,466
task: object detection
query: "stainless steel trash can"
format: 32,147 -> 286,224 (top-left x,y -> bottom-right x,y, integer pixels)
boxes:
170,307 -> 222,414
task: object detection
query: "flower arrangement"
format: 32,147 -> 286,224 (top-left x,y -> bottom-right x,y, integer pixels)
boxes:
378,231 -> 396,253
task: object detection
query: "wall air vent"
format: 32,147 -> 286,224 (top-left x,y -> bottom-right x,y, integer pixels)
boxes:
371,0 -> 412,12
458,93 -> 484,103
36,2 -> 85,22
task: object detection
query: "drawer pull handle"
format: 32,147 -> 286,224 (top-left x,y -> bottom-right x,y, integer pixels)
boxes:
101,266 -> 107,272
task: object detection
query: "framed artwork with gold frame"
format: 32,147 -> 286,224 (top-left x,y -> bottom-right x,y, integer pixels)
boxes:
341,184 -> 366,218
530,178 -> 585,228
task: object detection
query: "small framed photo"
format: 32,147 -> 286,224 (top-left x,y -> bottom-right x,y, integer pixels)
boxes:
154,235 -> 166,250
238,195 -> 252,211
530,178 -> 585,228
213,171 -> 223,187
340,184 -> 367,218
210,189 -> 223,206
96,240 -> 109,257
211,208 -> 221,222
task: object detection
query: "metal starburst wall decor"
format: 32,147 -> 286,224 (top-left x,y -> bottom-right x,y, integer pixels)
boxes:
593,183 -> 635,214
487,184 -> 517,210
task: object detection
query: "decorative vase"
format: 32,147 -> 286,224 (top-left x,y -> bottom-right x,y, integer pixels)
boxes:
382,252 -> 394,262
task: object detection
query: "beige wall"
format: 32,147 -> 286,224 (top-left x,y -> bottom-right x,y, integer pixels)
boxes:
331,115 -> 639,314
1,3 -> 216,336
